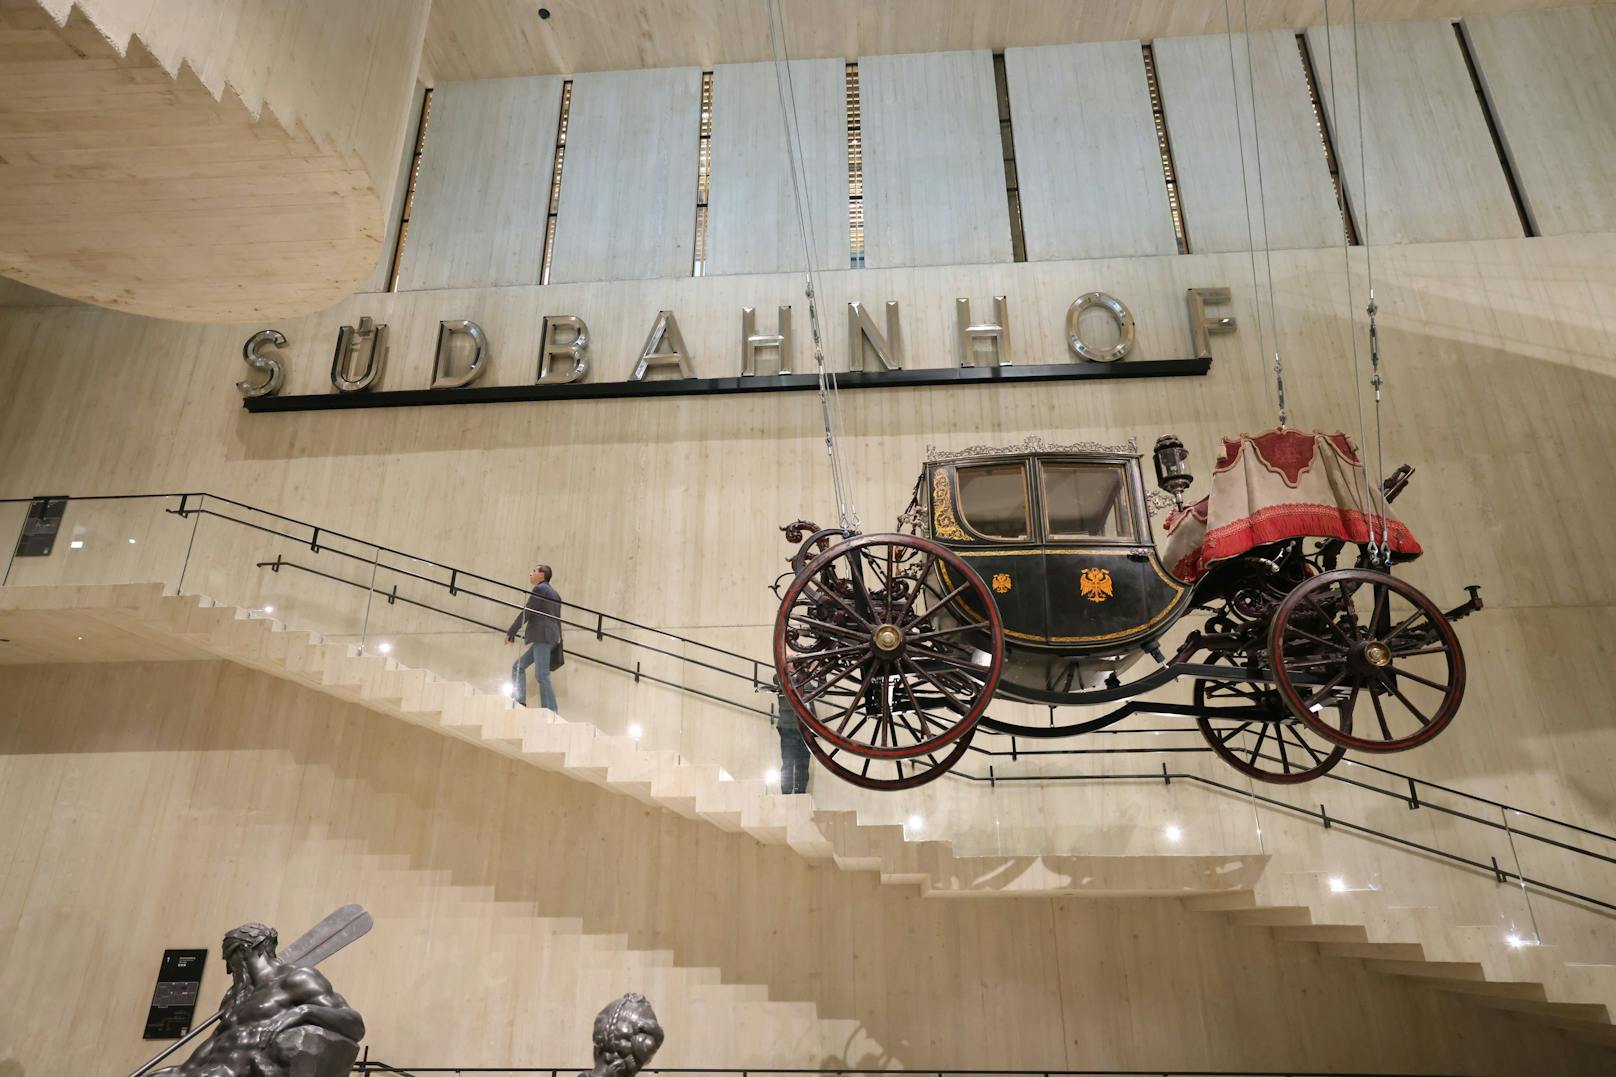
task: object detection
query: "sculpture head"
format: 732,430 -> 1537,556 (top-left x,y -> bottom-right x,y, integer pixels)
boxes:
590,993 -> 663,1077
222,922 -> 279,973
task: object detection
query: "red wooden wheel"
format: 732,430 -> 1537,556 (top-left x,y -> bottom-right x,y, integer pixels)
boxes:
1268,569 -> 1465,753
774,533 -> 1004,760
797,720 -> 977,790
1194,654 -> 1347,784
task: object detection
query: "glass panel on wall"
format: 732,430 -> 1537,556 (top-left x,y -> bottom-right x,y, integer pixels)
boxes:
954,463 -> 1029,540
1041,462 -> 1135,541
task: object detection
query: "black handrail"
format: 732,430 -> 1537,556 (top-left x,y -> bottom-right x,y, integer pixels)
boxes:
252,546 -> 1616,912
957,766 -> 1616,917
353,1060 -> 1467,1067
257,556 -> 772,720
171,493 -> 770,685
6,491 -> 1614,910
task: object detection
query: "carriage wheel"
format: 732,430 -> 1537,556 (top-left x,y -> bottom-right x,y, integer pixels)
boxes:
798,720 -> 977,790
1268,568 -> 1465,753
1194,653 -> 1347,784
774,533 -> 1004,760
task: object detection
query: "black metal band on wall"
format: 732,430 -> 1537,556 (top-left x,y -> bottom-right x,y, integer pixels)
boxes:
244,357 -> 1211,413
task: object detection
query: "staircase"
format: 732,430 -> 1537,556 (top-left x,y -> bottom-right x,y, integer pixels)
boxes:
3,579 -> 1614,1052
0,0 -> 426,320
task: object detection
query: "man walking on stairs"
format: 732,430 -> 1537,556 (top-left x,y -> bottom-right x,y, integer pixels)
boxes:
507,563 -> 563,712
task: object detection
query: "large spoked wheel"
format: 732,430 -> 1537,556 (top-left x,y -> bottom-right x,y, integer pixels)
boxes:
774,533 -> 1004,760
1194,653 -> 1348,784
1269,568 -> 1465,753
798,721 -> 977,790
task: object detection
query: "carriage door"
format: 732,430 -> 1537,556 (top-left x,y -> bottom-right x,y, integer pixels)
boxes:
1037,460 -> 1149,644
949,461 -> 1047,643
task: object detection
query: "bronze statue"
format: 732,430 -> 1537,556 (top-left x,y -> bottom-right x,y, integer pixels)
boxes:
579,993 -> 664,1077
149,922 -> 365,1077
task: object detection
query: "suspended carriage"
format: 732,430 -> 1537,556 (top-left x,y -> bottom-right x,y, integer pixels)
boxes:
772,429 -> 1485,789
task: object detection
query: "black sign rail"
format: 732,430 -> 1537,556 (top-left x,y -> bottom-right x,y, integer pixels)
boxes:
243,357 -> 1212,413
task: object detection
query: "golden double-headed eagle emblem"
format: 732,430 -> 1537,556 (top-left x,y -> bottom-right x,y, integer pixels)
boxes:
990,573 -> 1012,593
1079,567 -> 1114,603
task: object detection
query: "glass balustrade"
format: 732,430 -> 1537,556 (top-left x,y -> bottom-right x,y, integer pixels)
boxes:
3,492 -> 1612,958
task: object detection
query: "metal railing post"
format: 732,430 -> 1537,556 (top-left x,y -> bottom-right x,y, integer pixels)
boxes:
358,546 -> 381,655
176,495 -> 202,596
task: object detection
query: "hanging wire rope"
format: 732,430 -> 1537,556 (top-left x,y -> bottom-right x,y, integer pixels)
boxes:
1318,0 -> 1383,556
1349,0 -> 1392,560
1221,0 -> 1276,425
1324,0 -> 1392,563
1238,0 -> 1287,427
767,0 -> 861,533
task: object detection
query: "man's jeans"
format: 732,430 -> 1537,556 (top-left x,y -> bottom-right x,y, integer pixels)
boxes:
777,718 -> 811,795
512,641 -> 558,711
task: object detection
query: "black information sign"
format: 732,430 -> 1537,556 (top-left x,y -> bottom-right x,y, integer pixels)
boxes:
144,948 -> 208,1040
14,496 -> 67,557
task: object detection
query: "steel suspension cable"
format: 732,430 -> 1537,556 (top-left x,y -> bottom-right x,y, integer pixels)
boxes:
1239,0 -> 1288,427
1222,0 -> 1276,427
1349,0 -> 1392,559
767,0 -> 861,532
1324,0 -> 1388,562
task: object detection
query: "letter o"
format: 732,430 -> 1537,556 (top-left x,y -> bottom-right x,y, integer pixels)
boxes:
1066,292 -> 1136,363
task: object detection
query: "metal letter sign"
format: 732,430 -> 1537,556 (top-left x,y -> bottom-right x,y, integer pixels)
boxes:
1066,292 -> 1136,363
1185,287 -> 1237,359
430,320 -> 490,389
538,315 -> 591,383
631,311 -> 695,380
241,286 -> 1231,411
237,330 -> 286,398
955,296 -> 1011,367
847,300 -> 904,371
143,948 -> 207,1039
330,316 -> 388,393
741,306 -> 792,375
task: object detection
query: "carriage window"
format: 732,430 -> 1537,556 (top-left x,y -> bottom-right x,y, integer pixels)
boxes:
1041,463 -> 1136,541
954,463 -> 1030,540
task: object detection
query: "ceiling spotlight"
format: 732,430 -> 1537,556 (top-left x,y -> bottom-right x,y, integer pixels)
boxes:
765,768 -> 780,785
376,641 -> 393,654
128,537 -> 137,544
500,681 -> 515,697
627,723 -> 643,740
906,814 -> 924,833
1328,876 -> 1347,893
1163,824 -> 1183,842
263,605 -> 274,614
69,540 -> 84,549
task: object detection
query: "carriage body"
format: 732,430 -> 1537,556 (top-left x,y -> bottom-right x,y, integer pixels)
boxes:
922,444 -> 1190,701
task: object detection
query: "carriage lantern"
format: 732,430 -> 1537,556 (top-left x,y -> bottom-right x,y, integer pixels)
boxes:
1152,434 -> 1193,507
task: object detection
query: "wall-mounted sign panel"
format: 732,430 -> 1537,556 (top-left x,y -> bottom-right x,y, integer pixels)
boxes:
246,357 -> 1212,412
13,497 -> 67,557
143,948 -> 207,1039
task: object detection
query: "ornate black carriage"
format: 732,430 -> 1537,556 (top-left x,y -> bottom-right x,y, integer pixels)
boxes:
773,431 -> 1484,789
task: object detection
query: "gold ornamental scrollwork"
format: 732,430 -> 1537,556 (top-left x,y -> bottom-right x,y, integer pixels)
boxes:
932,469 -> 970,541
